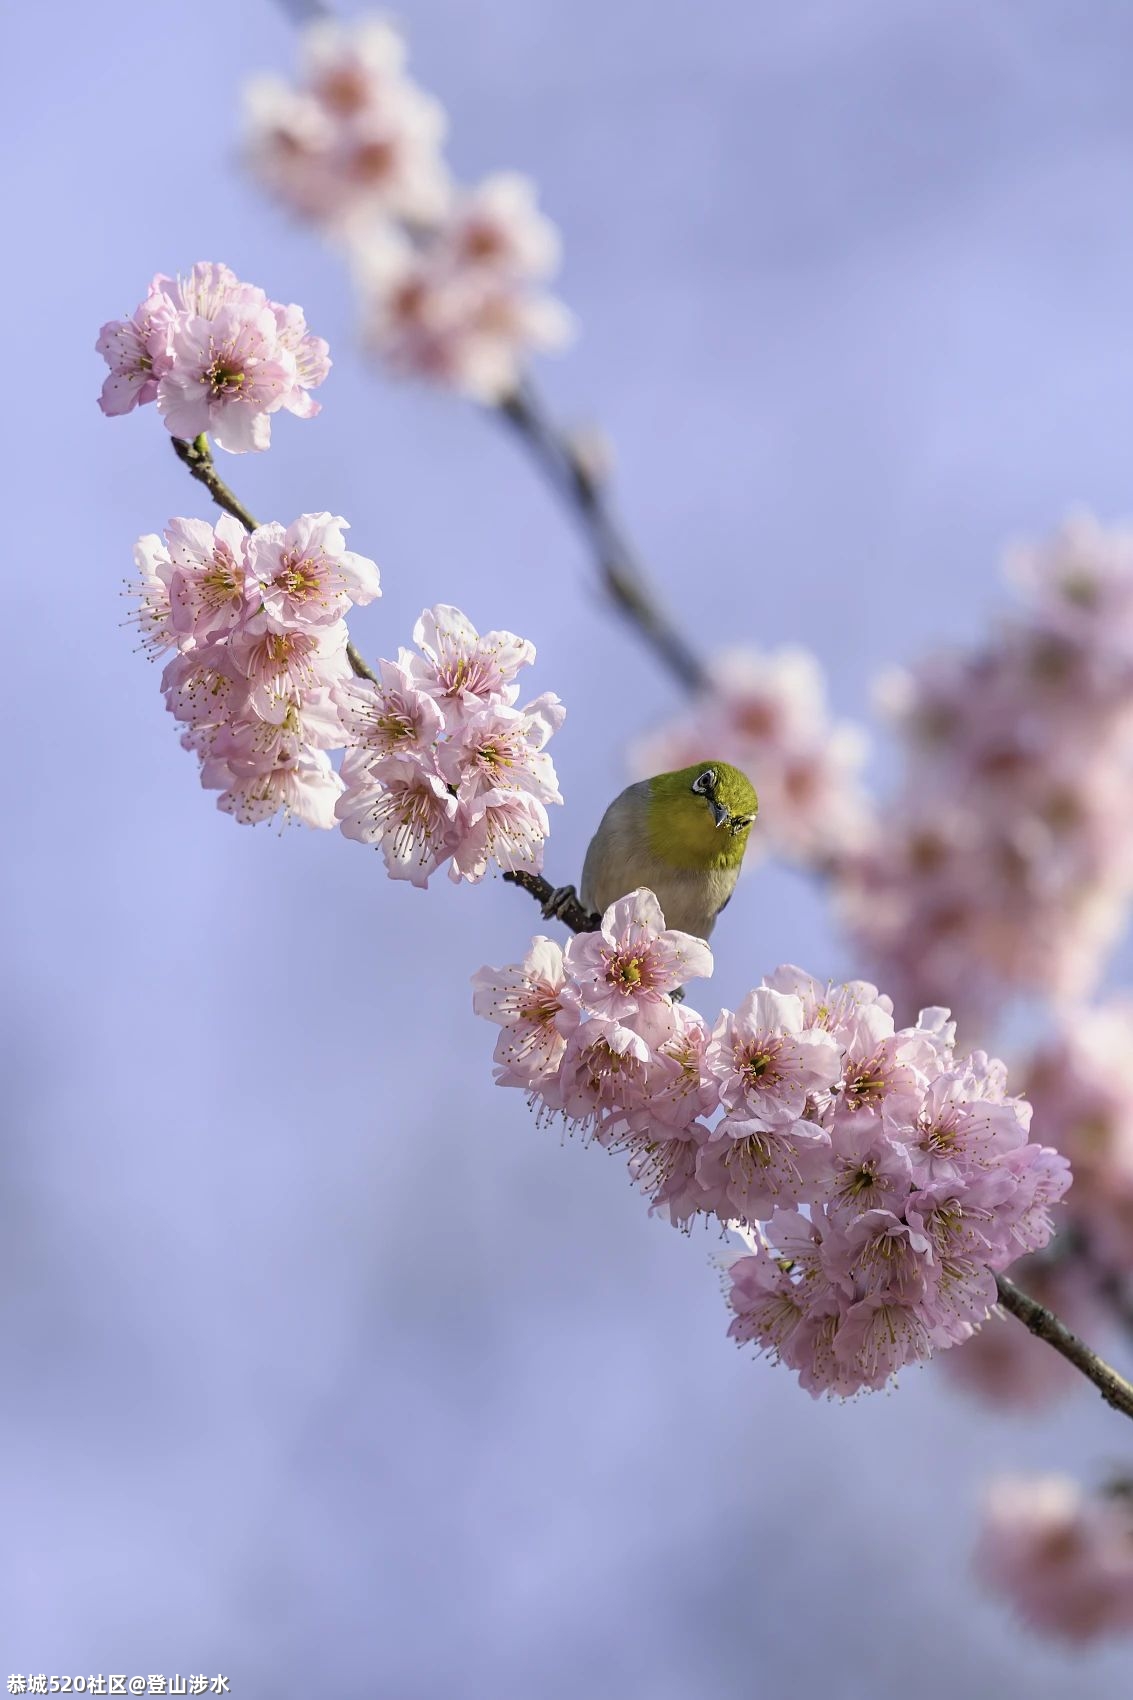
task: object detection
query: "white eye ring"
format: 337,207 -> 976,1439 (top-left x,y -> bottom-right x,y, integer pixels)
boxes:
692,768 -> 718,795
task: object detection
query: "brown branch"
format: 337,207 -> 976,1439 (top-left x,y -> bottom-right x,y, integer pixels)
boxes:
502,870 -> 601,933
497,383 -> 710,693
170,432 -> 259,532
168,433 -> 377,683
995,1272 -> 1133,1422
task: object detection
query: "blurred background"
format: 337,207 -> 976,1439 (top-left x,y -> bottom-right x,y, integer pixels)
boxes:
4,0 -> 1133,1690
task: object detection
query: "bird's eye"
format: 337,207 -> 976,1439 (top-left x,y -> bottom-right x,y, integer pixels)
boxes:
691,768 -> 717,796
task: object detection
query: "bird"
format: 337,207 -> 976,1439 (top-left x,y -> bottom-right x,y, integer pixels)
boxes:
546,760 -> 758,941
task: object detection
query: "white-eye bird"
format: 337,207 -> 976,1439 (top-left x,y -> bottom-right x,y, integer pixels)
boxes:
562,760 -> 758,940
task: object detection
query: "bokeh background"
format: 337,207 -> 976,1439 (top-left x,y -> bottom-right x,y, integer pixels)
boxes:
5,0 -> 1133,1691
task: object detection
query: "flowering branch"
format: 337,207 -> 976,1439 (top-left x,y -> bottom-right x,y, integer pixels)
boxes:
498,383 -> 710,693
168,433 -> 377,684
994,1274 -> 1133,1421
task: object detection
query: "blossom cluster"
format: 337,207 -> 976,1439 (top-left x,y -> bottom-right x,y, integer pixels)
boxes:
97,261 -> 329,453
131,516 -> 561,862
132,512 -> 379,828
976,1475 -> 1133,1641
631,646 -> 873,870
244,15 -> 571,403
336,604 -> 564,884
837,513 -> 1133,1034
473,889 -> 1070,1396
1021,1000 -> 1133,1274
244,16 -> 450,232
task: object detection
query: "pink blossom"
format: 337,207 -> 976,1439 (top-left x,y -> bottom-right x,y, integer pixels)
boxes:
335,750 -> 458,885
822,1116 -> 913,1224
638,1002 -> 717,1130
157,302 -> 297,453
1023,1002 -> 1133,1272
696,1113 -> 833,1222
563,888 -> 713,1027
725,1242 -> 809,1360
447,787 -> 550,882
246,512 -> 380,630
764,964 -> 894,1045
127,533 -> 179,658
438,695 -> 565,805
408,604 -> 535,720
823,1209 -> 934,1303
160,649 -> 246,732
228,621 -> 351,714
706,986 -> 842,1123
833,1293 -> 934,1390
203,745 -> 343,829
833,1002 -> 941,1128
99,263 -> 330,453
904,1067 -> 1029,1188
475,950 -> 1070,1397
96,283 -> 176,416
354,221 -> 572,404
471,937 -> 578,1089
976,1475 -> 1133,1641
164,515 -> 251,645
333,661 -> 444,762
556,1015 -> 658,1141
629,1130 -> 711,1230
839,512 -> 1133,1034
244,16 -> 450,230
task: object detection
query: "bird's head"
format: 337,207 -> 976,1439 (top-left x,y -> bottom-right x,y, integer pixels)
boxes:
646,761 -> 759,870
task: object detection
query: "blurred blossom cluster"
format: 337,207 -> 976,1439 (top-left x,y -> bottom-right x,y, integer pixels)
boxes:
133,511 -> 380,828
977,1476 -> 1133,1641
631,647 -> 873,870
838,513 -> 1133,1034
97,261 -> 329,452
474,892 -> 1069,1396
337,604 -> 564,884
1023,1001 -> 1133,1274
244,15 -> 572,402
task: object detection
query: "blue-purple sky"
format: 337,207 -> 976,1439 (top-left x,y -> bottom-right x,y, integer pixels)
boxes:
5,0 -> 1133,1691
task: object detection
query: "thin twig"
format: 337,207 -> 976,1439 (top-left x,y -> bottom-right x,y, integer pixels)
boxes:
168,434 -> 377,682
170,433 -> 259,532
995,1272 -> 1133,1422
497,383 -> 710,693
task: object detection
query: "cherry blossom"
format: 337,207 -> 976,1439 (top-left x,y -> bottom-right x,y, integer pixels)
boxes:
475,937 -> 1070,1398
976,1475 -> 1133,1641
97,263 -> 329,454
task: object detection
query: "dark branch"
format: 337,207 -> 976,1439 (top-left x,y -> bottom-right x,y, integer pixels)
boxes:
170,433 -> 259,532
497,384 -> 710,693
502,870 -> 601,933
168,433 -> 377,683
995,1272 -> 1133,1422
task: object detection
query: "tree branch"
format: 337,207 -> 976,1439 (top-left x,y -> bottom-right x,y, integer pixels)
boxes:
497,383 -> 710,693
995,1272 -> 1133,1422
168,434 -> 377,683
501,870 -> 601,932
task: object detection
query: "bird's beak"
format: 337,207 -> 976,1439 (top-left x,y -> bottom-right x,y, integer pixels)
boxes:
708,799 -> 730,830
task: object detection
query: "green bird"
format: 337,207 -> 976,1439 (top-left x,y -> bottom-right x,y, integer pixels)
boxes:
559,760 -> 758,940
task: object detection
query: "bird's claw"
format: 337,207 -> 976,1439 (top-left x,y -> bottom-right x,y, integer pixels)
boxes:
541,883 -> 579,922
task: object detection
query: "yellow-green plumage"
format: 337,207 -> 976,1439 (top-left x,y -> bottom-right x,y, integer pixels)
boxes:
580,761 -> 758,939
